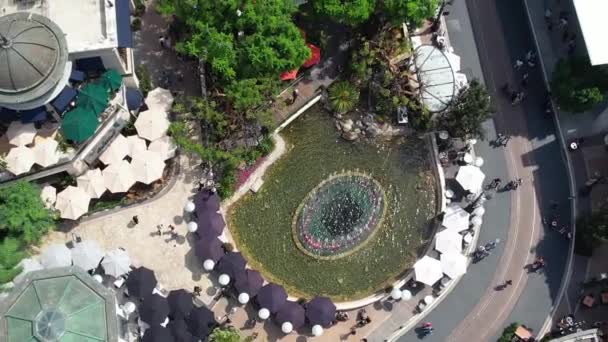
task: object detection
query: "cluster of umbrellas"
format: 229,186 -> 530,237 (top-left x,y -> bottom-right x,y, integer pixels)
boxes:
1,122 -> 64,175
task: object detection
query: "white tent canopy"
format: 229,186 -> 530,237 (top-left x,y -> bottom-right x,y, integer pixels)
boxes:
71,240 -> 104,271
126,135 -> 147,157
6,121 -> 36,146
102,160 -> 136,193
131,150 -> 166,185
101,248 -> 131,277
414,256 -> 443,286
135,109 -> 170,141
40,185 -> 57,208
5,146 -> 35,175
77,168 -> 107,198
440,252 -> 468,279
456,165 -> 485,194
55,186 -> 91,220
435,229 -> 463,254
32,138 -> 60,167
148,136 -> 176,160
442,204 -> 470,232
40,244 -> 72,269
99,134 -> 129,165
145,87 -> 174,111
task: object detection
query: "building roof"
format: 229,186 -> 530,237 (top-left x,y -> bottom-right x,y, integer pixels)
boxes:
0,12 -> 69,107
0,267 -> 118,342
573,0 -> 608,65
414,45 -> 457,113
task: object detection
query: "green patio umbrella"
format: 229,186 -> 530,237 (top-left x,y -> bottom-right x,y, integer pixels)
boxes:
77,83 -> 109,115
61,107 -> 98,143
99,69 -> 123,92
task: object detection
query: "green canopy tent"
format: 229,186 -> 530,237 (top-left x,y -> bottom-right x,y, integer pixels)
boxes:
76,83 -> 109,116
98,69 -> 122,93
61,107 -> 98,143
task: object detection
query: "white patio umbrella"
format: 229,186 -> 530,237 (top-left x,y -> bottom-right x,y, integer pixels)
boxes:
102,160 -> 136,193
145,87 -> 174,111
312,325 -> 324,337
135,109 -> 170,141
13,258 -> 43,283
442,204 -> 470,232
474,157 -> 484,167
77,168 -> 107,198
32,138 -> 60,167
471,216 -> 483,227
101,248 -> 131,277
456,165 -> 486,194
126,135 -> 147,157
55,186 -> 91,220
148,136 -> 176,160
131,150 -> 165,185
99,134 -> 128,165
401,289 -> 412,301
435,229 -> 463,254
414,256 -> 443,286
40,185 -> 57,208
5,146 -> 35,175
40,244 -> 72,269
440,252 -> 468,279
473,206 -> 485,216
6,121 -> 36,146
71,240 -> 104,271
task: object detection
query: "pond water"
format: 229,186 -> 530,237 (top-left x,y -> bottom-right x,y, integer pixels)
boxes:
228,107 -> 437,301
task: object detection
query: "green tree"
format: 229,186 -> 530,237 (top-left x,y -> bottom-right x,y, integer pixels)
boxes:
0,181 -> 55,244
551,57 -> 608,113
497,323 -> 519,342
329,81 -> 360,113
0,238 -> 25,284
381,0 -> 438,27
313,0 -> 376,25
577,208 -> 608,252
441,79 -> 494,139
208,326 -> 240,342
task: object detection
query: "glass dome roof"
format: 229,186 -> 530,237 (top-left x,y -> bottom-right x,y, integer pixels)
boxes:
0,267 -> 117,342
414,45 -> 457,113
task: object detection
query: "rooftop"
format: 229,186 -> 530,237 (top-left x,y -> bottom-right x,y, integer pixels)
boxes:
573,0 -> 608,65
0,0 -> 119,53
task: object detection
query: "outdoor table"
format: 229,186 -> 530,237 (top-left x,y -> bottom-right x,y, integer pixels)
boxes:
424,295 -> 434,305
582,295 -> 595,308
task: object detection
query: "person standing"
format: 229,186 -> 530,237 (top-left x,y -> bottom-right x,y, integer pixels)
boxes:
292,88 -> 300,104
514,59 -> 524,70
132,215 -> 139,225
159,35 -> 166,48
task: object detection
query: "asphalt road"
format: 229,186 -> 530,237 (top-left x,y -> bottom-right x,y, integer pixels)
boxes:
396,0 -> 571,340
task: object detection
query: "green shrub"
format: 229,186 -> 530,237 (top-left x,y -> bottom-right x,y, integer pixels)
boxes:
328,81 -> 360,113
135,65 -> 152,96
258,135 -> 275,156
497,323 -> 519,342
130,18 -> 142,32
0,238 -> 25,284
209,327 -> 240,342
133,0 -> 146,16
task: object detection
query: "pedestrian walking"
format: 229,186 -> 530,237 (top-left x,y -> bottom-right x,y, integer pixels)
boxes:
292,88 -> 300,104
159,35 -> 166,48
131,215 -> 139,225
521,73 -> 529,87
514,59 -> 524,70
544,8 -> 552,23
157,224 -> 163,236
558,18 -> 568,30
193,286 -> 202,297
501,135 -> 511,147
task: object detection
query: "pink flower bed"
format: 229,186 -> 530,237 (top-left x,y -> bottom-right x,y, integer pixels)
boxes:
235,157 -> 266,189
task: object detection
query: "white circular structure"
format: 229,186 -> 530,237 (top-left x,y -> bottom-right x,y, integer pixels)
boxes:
184,201 -> 195,213
424,295 -> 434,305
218,274 -> 230,286
474,157 -> 484,167
401,289 -> 412,301
187,221 -> 198,233
281,322 -> 293,334
390,288 -> 402,300
258,308 -> 270,320
238,293 -> 250,304
123,302 -> 136,314
312,324 -> 324,337
93,274 -> 103,283
203,259 -> 215,271
473,207 -> 485,216
463,153 -> 474,164
445,189 -> 454,198
471,216 -> 483,227
414,45 -> 458,113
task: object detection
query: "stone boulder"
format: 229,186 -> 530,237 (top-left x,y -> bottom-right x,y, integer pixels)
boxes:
342,131 -> 358,141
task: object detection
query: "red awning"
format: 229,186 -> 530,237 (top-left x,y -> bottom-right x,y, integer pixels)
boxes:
302,43 -> 321,68
280,69 -> 298,81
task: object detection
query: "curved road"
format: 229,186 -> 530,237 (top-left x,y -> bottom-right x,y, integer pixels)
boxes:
396,0 -> 571,340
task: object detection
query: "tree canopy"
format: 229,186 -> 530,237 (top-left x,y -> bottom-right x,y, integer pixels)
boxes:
551,57 -> 608,113
313,0 -> 438,27
0,238 -> 25,284
381,0 -> 438,27
158,0 -> 309,82
313,0 -> 376,25
208,327 -> 240,342
440,79 -> 494,139
0,181 -> 55,244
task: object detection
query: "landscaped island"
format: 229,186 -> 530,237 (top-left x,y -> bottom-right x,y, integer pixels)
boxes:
228,107 -> 437,301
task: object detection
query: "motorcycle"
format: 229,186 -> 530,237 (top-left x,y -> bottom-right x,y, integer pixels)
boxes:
420,322 -> 434,337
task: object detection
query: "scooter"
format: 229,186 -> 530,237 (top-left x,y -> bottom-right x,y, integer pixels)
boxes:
420,322 -> 434,337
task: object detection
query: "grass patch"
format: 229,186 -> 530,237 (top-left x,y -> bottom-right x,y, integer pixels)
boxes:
228,107 -> 436,301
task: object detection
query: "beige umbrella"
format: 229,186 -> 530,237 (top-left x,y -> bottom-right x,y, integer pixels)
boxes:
102,160 -> 136,193
40,185 -> 57,208
6,121 -> 36,146
77,168 -> 107,198
55,186 -> 91,220
32,138 -> 60,167
148,136 -> 176,161
5,146 -> 35,175
145,87 -> 174,111
99,134 -> 128,165
135,109 -> 170,141
131,150 -> 166,185
126,135 -> 147,157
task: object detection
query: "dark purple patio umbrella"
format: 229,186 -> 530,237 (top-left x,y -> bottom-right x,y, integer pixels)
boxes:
234,269 -> 264,297
276,301 -> 306,330
305,296 -> 336,327
143,325 -> 175,342
194,237 -> 224,262
186,306 -> 217,339
126,266 -> 157,299
197,211 -> 225,237
216,252 -> 246,279
167,289 -> 194,320
140,294 -> 170,325
167,319 -> 197,342
256,283 -> 287,314
194,190 -> 220,215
